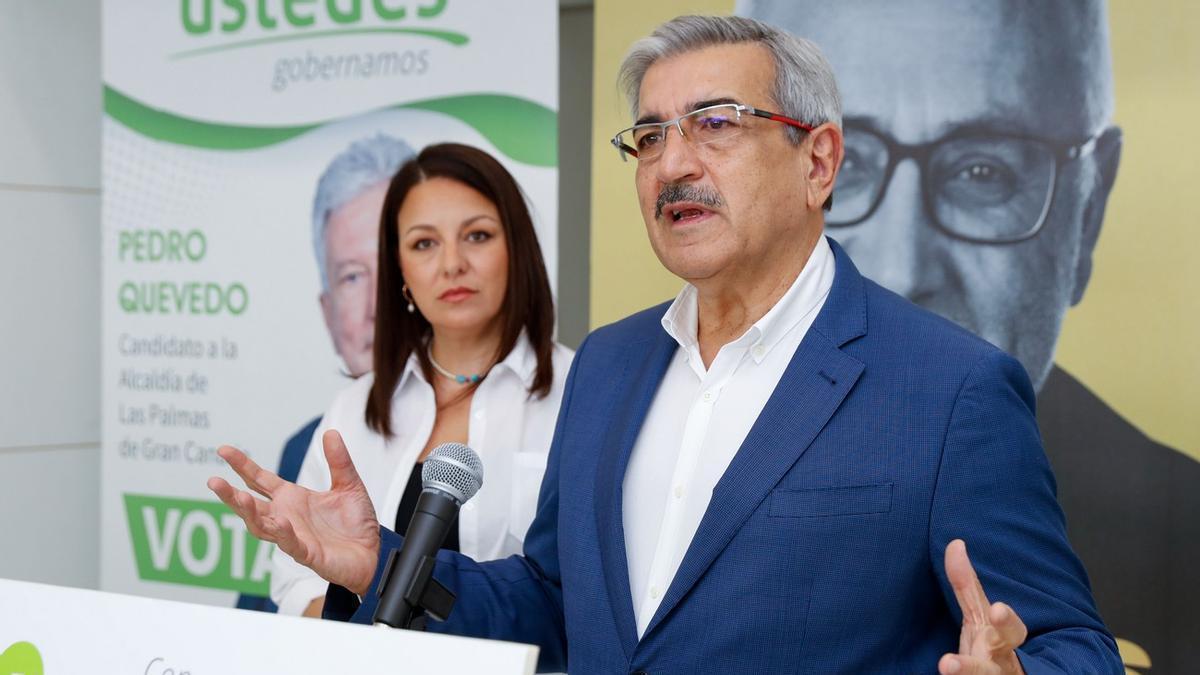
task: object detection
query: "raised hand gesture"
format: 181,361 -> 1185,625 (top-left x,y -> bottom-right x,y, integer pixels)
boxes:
939,539 -> 1029,675
208,429 -> 381,596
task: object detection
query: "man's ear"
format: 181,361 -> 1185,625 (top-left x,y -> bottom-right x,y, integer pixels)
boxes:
1072,125 -> 1122,306
806,123 -> 844,212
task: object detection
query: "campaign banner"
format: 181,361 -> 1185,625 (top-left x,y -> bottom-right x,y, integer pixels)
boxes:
100,0 -> 558,607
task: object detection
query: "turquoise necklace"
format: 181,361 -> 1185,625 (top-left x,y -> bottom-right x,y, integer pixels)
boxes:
427,348 -> 487,384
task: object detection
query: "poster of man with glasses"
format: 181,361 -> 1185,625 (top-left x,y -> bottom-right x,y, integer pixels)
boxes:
737,1 -> 1200,672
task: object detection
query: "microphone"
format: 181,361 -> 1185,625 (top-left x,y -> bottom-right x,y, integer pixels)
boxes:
373,442 -> 483,630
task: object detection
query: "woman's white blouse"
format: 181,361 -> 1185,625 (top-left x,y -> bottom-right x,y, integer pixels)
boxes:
271,335 -> 574,615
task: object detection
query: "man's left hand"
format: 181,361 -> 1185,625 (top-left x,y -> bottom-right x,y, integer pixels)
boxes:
939,539 -> 1028,675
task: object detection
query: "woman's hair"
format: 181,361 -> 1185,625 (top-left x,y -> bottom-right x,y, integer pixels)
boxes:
365,143 -> 556,438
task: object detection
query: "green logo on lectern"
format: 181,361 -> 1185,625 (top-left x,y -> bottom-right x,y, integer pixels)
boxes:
0,641 -> 43,675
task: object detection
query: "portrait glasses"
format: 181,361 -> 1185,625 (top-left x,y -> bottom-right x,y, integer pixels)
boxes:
611,103 -> 813,163
829,122 -> 1101,243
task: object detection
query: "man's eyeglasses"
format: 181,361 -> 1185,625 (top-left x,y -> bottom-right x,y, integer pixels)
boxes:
829,123 -> 1101,244
611,103 -> 813,163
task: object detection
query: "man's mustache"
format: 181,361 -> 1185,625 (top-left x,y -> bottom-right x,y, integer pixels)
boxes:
655,183 -> 724,219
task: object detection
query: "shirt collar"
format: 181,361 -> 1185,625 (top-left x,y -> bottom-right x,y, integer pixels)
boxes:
660,236 -> 835,364
397,349 -> 428,392
749,236 -> 835,360
661,284 -> 701,352
490,330 -> 538,385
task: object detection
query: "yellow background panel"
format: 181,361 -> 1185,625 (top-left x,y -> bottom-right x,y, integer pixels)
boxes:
1055,3 -> 1200,459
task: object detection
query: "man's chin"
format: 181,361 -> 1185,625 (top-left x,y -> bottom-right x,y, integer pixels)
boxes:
343,354 -> 373,378
657,256 -> 727,285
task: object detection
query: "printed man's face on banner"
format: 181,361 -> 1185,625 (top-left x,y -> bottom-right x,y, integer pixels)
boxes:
320,181 -> 386,377
744,0 -> 1122,390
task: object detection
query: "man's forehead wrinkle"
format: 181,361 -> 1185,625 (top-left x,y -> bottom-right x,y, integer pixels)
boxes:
635,41 -> 776,122
828,38 -> 1108,141
689,96 -> 740,111
636,111 -> 665,126
845,103 -> 1075,145
635,94 -> 743,126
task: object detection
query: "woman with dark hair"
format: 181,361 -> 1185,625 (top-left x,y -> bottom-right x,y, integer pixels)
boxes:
271,143 -> 572,617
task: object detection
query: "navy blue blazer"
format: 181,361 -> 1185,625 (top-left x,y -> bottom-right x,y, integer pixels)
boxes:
333,240 -> 1119,674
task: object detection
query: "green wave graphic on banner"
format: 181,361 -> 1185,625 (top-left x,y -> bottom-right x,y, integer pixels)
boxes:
169,27 -> 470,60
103,86 -> 557,167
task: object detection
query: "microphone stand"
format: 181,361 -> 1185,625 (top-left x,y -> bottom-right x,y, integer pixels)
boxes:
372,489 -> 459,630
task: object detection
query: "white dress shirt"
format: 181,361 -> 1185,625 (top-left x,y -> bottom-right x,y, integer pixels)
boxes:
272,334 -> 573,615
622,237 -> 835,637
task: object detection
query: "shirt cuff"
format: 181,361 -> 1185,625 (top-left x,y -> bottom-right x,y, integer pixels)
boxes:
274,576 -> 330,617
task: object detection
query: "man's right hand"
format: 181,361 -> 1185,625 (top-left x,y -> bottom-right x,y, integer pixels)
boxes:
208,429 -> 381,596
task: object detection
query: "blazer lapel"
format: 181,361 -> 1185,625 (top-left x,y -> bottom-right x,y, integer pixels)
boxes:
641,238 -> 869,639
593,326 -> 678,659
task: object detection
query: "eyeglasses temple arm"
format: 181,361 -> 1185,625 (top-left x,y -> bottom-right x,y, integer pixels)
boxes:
611,136 -> 637,162
747,107 -> 815,132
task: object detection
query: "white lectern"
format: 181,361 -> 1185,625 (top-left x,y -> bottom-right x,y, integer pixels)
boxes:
0,577 -> 537,674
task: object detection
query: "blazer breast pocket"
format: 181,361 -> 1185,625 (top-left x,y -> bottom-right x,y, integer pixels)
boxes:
768,483 -> 893,518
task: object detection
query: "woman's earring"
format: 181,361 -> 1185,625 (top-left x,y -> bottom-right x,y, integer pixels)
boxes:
402,284 -> 415,314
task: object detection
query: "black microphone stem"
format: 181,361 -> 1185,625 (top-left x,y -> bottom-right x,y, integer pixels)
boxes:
374,489 -> 460,629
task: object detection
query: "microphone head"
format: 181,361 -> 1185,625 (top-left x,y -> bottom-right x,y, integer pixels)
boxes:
422,442 -> 484,504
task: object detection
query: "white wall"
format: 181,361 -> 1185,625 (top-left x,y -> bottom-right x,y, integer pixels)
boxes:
0,1 -> 101,589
